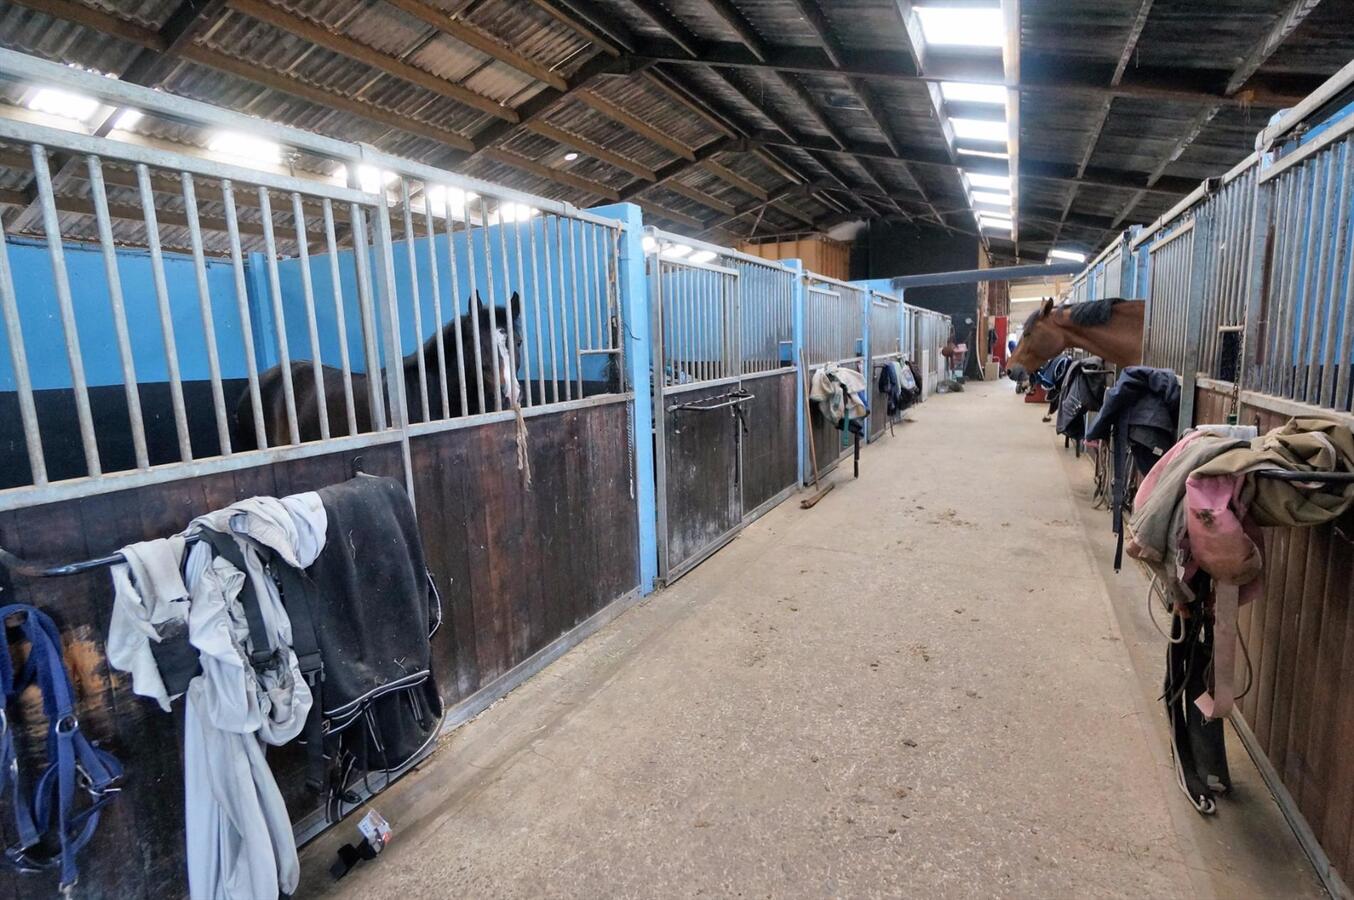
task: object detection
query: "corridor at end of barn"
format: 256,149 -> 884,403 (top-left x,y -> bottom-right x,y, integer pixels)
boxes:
290,380 -> 1320,900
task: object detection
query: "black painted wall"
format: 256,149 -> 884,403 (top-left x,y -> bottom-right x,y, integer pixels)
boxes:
850,221 -> 980,350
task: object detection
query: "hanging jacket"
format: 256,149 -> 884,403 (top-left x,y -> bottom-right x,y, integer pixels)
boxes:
300,475 -> 444,790
183,493 -> 328,900
1085,367 -> 1181,563
810,363 -> 869,426
1054,356 -> 1110,440
877,360 -> 902,415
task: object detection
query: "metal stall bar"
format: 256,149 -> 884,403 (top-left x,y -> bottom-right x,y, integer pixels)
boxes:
321,199 -> 359,435
87,155 -> 148,471
182,172 -> 234,454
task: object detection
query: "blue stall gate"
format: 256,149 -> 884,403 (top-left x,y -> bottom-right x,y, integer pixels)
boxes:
646,228 -> 799,583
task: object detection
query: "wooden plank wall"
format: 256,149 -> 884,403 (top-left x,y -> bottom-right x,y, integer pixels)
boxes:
662,384 -> 741,573
0,400 -> 639,899
1193,384 -> 1354,886
740,372 -> 798,513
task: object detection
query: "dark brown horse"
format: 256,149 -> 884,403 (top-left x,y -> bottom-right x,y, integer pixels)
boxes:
236,292 -> 522,449
1009,297 -> 1145,372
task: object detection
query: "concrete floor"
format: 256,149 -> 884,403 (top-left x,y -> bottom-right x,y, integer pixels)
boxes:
301,379 -> 1324,899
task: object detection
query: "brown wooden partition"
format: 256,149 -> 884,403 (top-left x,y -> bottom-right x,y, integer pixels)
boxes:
1193,382 -> 1354,888
0,399 -> 639,899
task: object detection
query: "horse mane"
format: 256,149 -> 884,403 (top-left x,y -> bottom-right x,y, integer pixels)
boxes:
1065,296 -> 1128,327
1026,296 -> 1131,332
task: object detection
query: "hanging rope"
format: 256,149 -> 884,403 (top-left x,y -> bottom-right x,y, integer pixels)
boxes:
512,396 -> 532,489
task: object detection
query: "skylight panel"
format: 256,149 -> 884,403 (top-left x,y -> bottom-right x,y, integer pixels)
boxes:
209,132 -> 281,167
940,82 -> 1007,105
972,190 -> 1012,207
26,88 -> 101,123
966,172 -> 1011,191
915,7 -> 1004,48
958,148 -> 1009,160
950,118 -> 1009,143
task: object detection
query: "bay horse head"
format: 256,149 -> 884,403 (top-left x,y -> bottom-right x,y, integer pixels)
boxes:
1009,298 -> 1064,372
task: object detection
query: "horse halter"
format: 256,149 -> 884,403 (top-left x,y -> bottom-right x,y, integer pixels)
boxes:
0,604 -> 123,896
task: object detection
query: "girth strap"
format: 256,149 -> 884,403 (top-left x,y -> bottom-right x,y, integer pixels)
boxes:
0,603 -> 123,893
197,529 -> 276,668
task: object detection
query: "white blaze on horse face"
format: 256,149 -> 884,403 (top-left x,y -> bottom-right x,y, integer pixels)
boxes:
496,328 -> 520,406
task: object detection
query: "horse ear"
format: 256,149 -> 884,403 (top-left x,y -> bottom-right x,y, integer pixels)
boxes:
509,291 -> 521,321
1040,298 -> 1055,318
472,291 -> 484,315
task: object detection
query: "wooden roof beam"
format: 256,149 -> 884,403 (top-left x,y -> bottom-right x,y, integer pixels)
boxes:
524,121 -> 657,181
525,0 -> 627,55
633,42 -> 1316,108
1227,0 -> 1323,95
573,90 -> 696,161
382,0 -> 569,91
226,0 -> 518,123
478,147 -> 619,200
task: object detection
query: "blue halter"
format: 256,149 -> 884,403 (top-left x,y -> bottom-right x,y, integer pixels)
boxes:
0,603 -> 122,895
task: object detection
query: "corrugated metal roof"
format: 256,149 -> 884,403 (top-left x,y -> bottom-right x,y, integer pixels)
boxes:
0,0 -> 1352,259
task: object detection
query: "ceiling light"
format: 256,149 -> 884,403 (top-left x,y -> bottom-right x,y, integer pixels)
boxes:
914,7 -> 1004,48
661,243 -> 692,259
423,185 -> 477,217
966,172 -> 1011,191
689,249 -> 717,264
358,165 -> 397,193
563,151 -> 579,161
958,148 -> 1009,160
26,87 -> 102,123
209,132 -> 281,166
112,109 -> 143,131
972,190 -> 1012,207
980,217 -> 1012,231
940,82 -> 1007,105
1049,249 -> 1087,263
950,118 -> 1009,143
642,235 -> 658,253
499,201 -> 537,222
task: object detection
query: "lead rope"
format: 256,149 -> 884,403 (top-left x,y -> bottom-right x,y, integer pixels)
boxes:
512,396 -> 532,489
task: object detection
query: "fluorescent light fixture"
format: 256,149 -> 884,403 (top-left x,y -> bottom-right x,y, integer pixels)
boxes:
112,109 -> 143,131
563,151 -> 579,161
642,235 -> 658,253
661,243 -> 692,259
966,172 -> 1011,191
423,185 -> 478,217
950,118 -> 1009,143
940,82 -> 1007,105
26,87 -> 102,123
357,165 -> 397,193
689,249 -> 717,264
958,147 -> 1009,160
980,217 -> 1012,231
972,190 -> 1012,207
499,201 -> 537,222
914,7 -> 1004,48
1049,249 -> 1087,263
209,131 -> 281,166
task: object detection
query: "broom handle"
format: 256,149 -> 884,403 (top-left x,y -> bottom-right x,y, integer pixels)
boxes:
801,349 -> 822,488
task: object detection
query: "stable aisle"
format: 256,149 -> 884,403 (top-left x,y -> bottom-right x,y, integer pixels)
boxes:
303,380 -> 1320,899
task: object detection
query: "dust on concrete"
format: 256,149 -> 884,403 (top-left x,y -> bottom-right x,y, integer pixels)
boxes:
298,380 -> 1321,900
